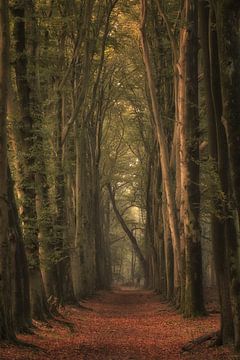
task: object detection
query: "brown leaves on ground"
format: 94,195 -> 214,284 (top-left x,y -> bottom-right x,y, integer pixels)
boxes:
0,289 -> 237,359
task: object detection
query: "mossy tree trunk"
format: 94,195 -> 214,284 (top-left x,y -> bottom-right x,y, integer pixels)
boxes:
11,0 -> 49,320
7,167 -> 31,332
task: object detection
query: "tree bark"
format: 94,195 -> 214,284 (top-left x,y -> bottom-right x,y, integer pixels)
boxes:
0,0 -> 15,340
214,0 -> 240,349
199,0 -> 234,343
181,0 -> 205,317
11,0 -> 49,320
7,167 -> 32,332
140,0 -> 181,294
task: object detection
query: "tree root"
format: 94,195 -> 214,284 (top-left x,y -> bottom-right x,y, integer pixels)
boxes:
53,319 -> 75,333
78,302 -> 93,311
16,326 -> 35,335
181,331 -> 221,352
47,296 -> 61,316
0,339 -> 47,353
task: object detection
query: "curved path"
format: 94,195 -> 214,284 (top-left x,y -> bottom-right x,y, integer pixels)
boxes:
0,289 -> 232,359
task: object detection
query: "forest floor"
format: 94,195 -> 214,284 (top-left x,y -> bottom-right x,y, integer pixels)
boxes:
0,288 -> 238,360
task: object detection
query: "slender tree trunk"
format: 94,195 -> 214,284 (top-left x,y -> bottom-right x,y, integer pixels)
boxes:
152,157 -> 166,294
102,192 -> 112,289
162,186 -> 174,300
177,11 -> 187,312
93,166 -> 106,289
145,152 -> 161,291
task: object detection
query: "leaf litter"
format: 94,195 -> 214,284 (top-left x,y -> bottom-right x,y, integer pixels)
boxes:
0,289 -> 237,359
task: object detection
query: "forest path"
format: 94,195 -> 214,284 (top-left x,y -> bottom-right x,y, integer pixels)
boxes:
0,289 -> 233,359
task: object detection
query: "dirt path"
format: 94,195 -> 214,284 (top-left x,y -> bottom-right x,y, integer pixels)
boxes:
0,289 -> 234,359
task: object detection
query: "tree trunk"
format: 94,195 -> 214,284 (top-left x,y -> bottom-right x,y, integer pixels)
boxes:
140,0 -> 181,295
162,186 -> 174,300
74,124 -> 96,298
181,0 -> 205,316
8,167 -> 31,332
0,0 -> 15,340
215,0 -> 240,349
199,0 -> 234,344
102,192 -> 112,289
55,90 -> 76,303
11,1 -> 49,320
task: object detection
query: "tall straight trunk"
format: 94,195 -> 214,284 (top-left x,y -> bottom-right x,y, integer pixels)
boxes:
215,1 -> 240,349
181,0 -> 205,316
178,21 -> 187,311
72,121 -> 82,299
89,106 -> 106,290
152,156 -> 166,294
0,0 -> 15,340
25,0 -> 61,304
199,1 -> 234,343
71,1 -> 99,299
11,1 -> 49,320
145,151 -> 161,291
155,0 -> 186,305
145,155 -> 155,289
140,0 -> 181,294
93,166 -> 106,289
162,185 -> 174,300
102,192 -> 112,289
65,140 -> 78,303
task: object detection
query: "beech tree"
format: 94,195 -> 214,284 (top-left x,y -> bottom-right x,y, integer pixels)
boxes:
0,0 -> 15,340
11,0 -> 50,320
199,0 -> 234,345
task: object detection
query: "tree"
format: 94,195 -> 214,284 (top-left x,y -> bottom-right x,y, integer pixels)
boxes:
213,0 -> 240,349
180,0 -> 205,317
11,0 -> 50,320
140,0 -> 181,299
199,0 -> 233,344
0,0 -> 15,340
